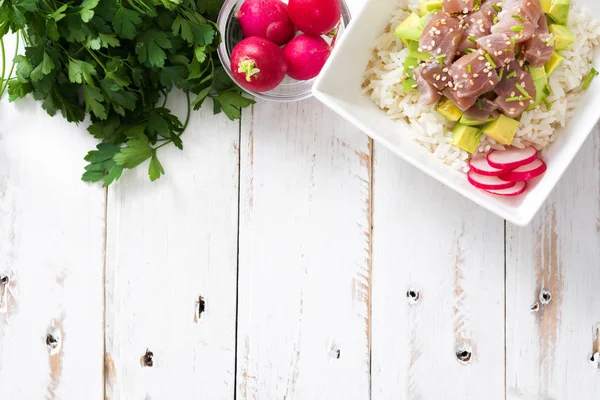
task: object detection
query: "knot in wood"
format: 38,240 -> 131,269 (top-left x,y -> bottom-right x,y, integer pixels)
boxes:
141,350 -> 154,367
406,289 -> 420,305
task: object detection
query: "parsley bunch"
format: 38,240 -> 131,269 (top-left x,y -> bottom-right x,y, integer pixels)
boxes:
0,0 -> 254,185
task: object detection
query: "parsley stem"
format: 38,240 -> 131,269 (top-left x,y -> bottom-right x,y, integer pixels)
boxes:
84,47 -> 108,72
182,91 -> 191,132
0,33 -> 19,98
0,38 -> 6,98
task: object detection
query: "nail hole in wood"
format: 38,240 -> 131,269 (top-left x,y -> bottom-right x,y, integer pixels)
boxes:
0,276 -> 8,285
141,350 -> 154,367
335,349 -> 341,359
530,302 -> 540,312
590,352 -> 600,369
46,334 -> 59,350
539,290 -> 552,305
406,289 -> 420,304
197,296 -> 205,318
455,345 -> 472,364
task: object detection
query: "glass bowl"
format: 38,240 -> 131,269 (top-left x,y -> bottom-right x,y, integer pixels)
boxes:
217,0 -> 352,102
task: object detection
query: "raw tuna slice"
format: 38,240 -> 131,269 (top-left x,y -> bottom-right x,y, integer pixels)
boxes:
522,14 -> 555,67
449,49 -> 499,99
419,12 -> 463,65
443,87 -> 478,111
413,64 -> 442,106
477,33 -> 515,67
414,58 -> 452,92
464,98 -> 499,122
491,0 -> 542,43
458,1 -> 500,53
493,59 -> 537,118
443,0 -> 476,14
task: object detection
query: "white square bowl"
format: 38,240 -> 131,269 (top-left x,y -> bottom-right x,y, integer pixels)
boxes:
313,0 -> 600,226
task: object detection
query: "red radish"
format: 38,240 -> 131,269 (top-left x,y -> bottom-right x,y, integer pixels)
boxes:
485,181 -> 528,197
237,0 -> 296,46
231,37 -> 287,92
288,0 -> 342,36
486,147 -> 538,170
499,158 -> 547,182
469,157 -> 507,176
468,170 -> 516,190
283,35 -> 331,80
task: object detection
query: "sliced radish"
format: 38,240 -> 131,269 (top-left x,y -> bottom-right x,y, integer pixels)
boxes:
469,157 -> 507,176
499,158 -> 547,182
486,147 -> 538,170
468,170 -> 516,190
485,181 -> 527,197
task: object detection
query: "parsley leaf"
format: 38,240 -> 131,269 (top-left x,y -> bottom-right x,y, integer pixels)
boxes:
114,136 -> 153,168
148,155 -> 165,181
212,91 -> 255,120
113,7 -> 141,39
79,0 -> 100,22
83,84 -> 108,119
68,59 -> 98,86
136,29 -> 173,68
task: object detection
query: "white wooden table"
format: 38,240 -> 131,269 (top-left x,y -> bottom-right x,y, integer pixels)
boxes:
1,1 -> 600,397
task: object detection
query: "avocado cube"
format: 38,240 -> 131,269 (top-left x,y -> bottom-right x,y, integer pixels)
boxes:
549,0 -> 570,26
419,0 -> 443,16
436,98 -> 463,122
526,76 -> 550,110
403,78 -> 417,92
401,38 -> 411,48
545,51 -> 565,76
483,114 -> 519,145
540,0 -> 551,13
394,13 -> 425,41
407,41 -> 432,61
404,56 -> 419,73
549,24 -> 575,50
459,115 -> 497,127
529,66 -> 547,82
451,124 -> 482,154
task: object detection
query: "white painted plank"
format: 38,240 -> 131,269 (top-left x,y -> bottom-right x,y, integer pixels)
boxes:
506,127 -> 600,400
236,100 -> 371,400
370,145 -> 506,399
0,96 -> 105,398
104,97 -> 240,399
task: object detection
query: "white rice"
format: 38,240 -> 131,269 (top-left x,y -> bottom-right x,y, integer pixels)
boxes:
362,0 -> 600,173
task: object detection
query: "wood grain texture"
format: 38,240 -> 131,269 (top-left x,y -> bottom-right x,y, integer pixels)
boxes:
104,97 -> 240,400
506,126 -> 600,400
236,100 -> 371,400
370,144 -> 506,399
0,96 -> 105,399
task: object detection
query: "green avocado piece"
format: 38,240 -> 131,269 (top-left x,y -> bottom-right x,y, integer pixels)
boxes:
549,0 -> 570,26
436,98 -> 463,122
482,114 -> 519,145
419,0 -> 443,16
526,76 -> 550,110
394,13 -> 425,41
459,115 -> 497,127
540,0 -> 552,13
407,41 -> 432,61
403,78 -> 417,92
451,124 -> 482,154
529,66 -> 547,82
545,51 -> 565,76
549,24 -> 575,50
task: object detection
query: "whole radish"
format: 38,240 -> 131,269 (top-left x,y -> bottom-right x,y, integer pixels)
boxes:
231,37 -> 287,92
288,0 -> 342,36
237,0 -> 296,46
283,34 -> 331,80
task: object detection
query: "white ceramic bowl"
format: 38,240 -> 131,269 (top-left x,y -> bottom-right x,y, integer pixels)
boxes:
313,0 -> 600,226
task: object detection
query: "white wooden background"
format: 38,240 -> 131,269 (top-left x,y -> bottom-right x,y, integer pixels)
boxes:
1,0 -> 600,398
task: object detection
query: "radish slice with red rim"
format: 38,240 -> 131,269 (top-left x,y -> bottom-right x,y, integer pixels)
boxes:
499,158 -> 547,182
485,181 -> 527,197
468,170 -> 516,190
486,147 -> 538,170
469,157 -> 506,176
